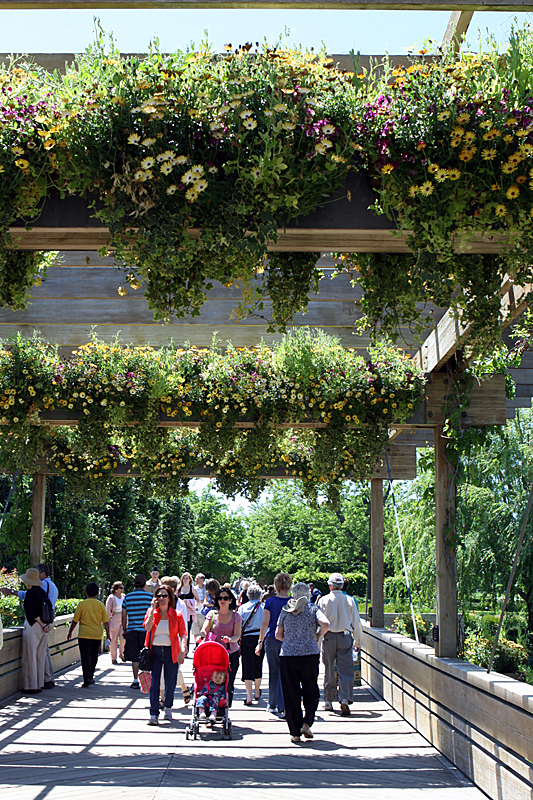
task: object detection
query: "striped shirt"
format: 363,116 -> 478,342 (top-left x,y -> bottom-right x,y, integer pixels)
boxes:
123,589 -> 152,632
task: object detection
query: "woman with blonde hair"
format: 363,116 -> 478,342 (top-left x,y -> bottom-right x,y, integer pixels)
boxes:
178,572 -> 200,647
105,581 -> 125,665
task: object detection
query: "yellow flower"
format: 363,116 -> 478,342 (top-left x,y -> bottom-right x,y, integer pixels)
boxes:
457,112 -> 471,123
419,181 -> 434,196
0,166 -> 4,174
491,183 -> 500,191
481,148 -> 497,160
463,132 -> 476,144
381,163 -> 394,174
480,119 -> 493,130
447,168 -> 461,181
141,137 -> 156,147
505,117 -> 519,127
503,134 -> 514,143
11,146 -> 24,155
520,143 -> 533,155
243,119 -> 257,130
502,162 -> 517,174
133,169 -> 145,181
495,204 -> 507,217
160,163 -> 173,175
140,156 -> 155,169
408,185 -> 419,197
127,133 -> 141,145
434,168 -> 448,182
451,126 -> 465,136
191,164 -> 205,177
195,179 -> 208,192
118,286 -> 127,296
274,103 -> 287,112
483,129 -> 499,141
459,149 -> 474,162
181,170 -> 195,184
157,150 -> 174,162
174,155 -> 188,165
15,158 -> 29,169
43,139 -> 55,150
506,184 -> 520,199
322,124 -> 335,135
427,163 -> 439,174
185,186 -> 198,202
451,137 -> 462,148
437,110 -> 451,120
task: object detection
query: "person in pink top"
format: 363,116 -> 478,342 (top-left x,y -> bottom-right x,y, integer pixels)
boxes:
105,581 -> 125,665
196,588 -> 241,707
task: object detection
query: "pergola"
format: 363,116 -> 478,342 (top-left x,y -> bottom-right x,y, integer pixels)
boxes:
1,7 -> 531,662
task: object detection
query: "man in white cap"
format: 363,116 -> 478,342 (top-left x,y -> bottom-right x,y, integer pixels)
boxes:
318,572 -> 362,715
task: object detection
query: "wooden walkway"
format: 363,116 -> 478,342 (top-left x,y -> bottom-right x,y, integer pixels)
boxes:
0,653 -> 488,799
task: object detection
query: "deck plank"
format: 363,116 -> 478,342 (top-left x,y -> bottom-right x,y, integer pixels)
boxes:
0,651 -> 487,799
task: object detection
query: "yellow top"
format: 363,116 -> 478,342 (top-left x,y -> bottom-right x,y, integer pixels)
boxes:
73,598 -> 109,640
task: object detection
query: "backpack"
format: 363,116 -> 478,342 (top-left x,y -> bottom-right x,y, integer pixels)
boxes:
40,585 -> 54,625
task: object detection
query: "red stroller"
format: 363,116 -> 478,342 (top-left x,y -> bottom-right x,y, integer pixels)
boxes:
185,640 -> 232,740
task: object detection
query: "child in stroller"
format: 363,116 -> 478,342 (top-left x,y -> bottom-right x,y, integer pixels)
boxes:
195,669 -> 226,723
185,640 -> 232,740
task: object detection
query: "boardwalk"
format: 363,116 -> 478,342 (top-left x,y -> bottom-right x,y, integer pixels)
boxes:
0,654 -> 487,800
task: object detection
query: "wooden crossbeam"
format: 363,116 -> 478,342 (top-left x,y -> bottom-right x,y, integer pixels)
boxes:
14,372 -> 503,427
0,1 -> 531,10
31,444 -> 417,480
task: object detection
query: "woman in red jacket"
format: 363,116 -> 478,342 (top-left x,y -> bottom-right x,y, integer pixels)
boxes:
144,587 -> 187,726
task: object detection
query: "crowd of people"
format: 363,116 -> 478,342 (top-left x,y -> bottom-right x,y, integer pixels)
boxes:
2,565 -> 363,744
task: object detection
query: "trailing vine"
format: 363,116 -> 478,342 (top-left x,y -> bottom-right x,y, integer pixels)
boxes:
0,329 -> 425,503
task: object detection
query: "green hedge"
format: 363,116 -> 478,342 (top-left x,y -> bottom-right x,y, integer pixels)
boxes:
0,596 -> 82,628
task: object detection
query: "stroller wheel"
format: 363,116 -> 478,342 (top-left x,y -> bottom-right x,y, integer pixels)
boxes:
185,728 -> 190,740
227,722 -> 233,740
193,724 -> 198,740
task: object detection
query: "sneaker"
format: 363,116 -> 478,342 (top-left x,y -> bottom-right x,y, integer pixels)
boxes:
198,708 -> 206,719
324,701 -> 333,711
266,705 -> 278,714
130,681 -> 140,689
290,735 -> 301,743
147,716 -> 159,726
112,660 -> 118,665
340,702 -> 350,716
301,723 -> 313,739
209,711 -> 216,723
163,707 -> 172,721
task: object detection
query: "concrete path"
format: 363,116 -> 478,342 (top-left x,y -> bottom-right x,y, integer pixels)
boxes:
0,652 -> 488,799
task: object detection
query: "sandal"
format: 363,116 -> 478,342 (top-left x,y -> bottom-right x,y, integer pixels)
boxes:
243,699 -> 253,706
254,689 -> 262,700
182,686 -> 191,704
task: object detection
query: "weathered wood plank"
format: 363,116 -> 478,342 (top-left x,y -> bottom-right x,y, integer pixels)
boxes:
0,0 -> 532,10
426,373 -> 507,426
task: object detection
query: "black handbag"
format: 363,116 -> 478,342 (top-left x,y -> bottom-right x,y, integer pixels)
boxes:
138,630 -> 153,672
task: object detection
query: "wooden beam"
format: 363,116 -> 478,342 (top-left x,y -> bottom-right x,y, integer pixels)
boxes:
425,373 -> 507,426
415,282 -> 533,374
29,473 -> 46,564
0,1 -> 531,10
442,11 -> 474,54
31,446 -> 416,480
7,185 -> 510,254
434,425 -> 457,658
370,478 -> 384,628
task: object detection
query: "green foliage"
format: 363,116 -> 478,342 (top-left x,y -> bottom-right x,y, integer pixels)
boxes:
391,612 -> 433,642
463,630 -> 529,674
0,35 -> 355,326
0,329 -> 425,502
0,595 -> 22,626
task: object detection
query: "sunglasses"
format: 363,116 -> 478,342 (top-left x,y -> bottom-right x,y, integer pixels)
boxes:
156,594 -> 169,599
218,596 -> 231,601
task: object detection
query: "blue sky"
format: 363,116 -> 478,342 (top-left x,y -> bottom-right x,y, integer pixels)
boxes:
0,9 -> 529,54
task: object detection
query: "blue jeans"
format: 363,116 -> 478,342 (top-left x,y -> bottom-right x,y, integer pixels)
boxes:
149,645 -> 178,717
265,637 -> 284,712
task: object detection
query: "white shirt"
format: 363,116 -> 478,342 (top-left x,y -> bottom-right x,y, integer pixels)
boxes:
152,618 -> 171,646
318,590 -> 363,647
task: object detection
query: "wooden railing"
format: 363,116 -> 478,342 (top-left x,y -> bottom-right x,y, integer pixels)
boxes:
362,623 -> 533,800
0,614 -> 79,701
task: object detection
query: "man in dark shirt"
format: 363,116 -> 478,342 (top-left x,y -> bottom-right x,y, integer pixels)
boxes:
122,574 -> 152,689
19,568 -> 51,693
308,583 -> 322,604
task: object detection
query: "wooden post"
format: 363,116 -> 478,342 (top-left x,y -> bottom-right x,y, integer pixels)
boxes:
434,426 -> 457,658
370,478 -> 384,628
30,473 -> 46,565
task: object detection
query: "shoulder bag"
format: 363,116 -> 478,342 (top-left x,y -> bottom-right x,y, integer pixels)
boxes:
238,601 -> 261,647
138,628 -> 153,672
205,614 -> 217,642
